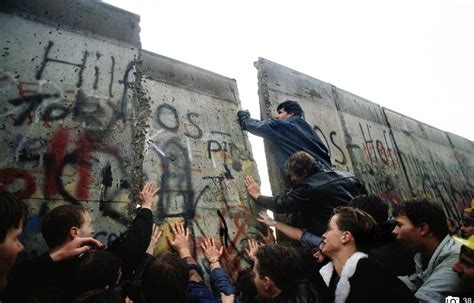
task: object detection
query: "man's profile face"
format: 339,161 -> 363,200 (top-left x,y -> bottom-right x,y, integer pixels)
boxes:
78,211 -> 95,237
252,258 -> 268,298
274,108 -> 292,120
0,222 -> 24,290
452,246 -> 474,282
393,214 -> 420,250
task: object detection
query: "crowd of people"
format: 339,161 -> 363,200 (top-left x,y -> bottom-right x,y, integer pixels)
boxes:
0,100 -> 473,302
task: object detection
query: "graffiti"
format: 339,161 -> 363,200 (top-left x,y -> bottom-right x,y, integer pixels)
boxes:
154,103 -> 203,139
313,125 -> 347,165
1,33 -> 255,280
1,40 -> 135,133
0,168 -> 36,198
358,123 -> 397,168
36,40 -> 88,88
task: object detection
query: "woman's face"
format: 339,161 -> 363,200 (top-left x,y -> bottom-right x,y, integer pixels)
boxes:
321,215 -> 345,258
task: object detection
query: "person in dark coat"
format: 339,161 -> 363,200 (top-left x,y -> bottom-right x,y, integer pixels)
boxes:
246,151 -> 366,236
238,100 -> 331,176
253,244 -> 318,303
3,182 -> 158,303
349,194 -> 415,276
316,206 -> 416,303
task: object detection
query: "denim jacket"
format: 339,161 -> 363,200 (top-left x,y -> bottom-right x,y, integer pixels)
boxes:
240,115 -> 331,173
399,235 -> 462,302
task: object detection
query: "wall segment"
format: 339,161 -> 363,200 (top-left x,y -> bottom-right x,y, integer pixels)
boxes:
0,1 -> 259,277
256,58 -> 473,219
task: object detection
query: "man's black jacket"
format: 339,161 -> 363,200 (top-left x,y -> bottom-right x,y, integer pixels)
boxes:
256,169 -> 367,236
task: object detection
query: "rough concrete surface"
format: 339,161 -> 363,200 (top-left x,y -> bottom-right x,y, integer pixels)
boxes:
0,1 -> 260,278
256,58 -> 473,218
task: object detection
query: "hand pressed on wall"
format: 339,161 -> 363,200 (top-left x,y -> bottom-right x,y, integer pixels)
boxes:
167,222 -> 191,258
200,235 -> 223,265
244,239 -> 261,263
245,176 -> 261,200
140,181 -> 160,210
257,210 -> 277,227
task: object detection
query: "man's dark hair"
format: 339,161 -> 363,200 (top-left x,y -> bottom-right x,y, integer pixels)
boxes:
333,206 -> 379,253
285,151 -> 323,177
349,194 -> 388,223
277,100 -> 304,117
73,289 -> 124,303
0,191 -> 28,242
142,253 -> 188,303
235,267 -> 258,303
75,250 -> 122,294
255,244 -> 303,291
393,198 -> 449,241
42,204 -> 88,249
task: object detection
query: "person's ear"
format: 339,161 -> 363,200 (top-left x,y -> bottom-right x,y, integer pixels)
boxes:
418,223 -> 430,236
341,231 -> 352,244
69,226 -> 79,238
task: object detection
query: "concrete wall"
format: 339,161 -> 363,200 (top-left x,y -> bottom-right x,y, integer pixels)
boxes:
0,1 -> 259,277
256,58 -> 473,219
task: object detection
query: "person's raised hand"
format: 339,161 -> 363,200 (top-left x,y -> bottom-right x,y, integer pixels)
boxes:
167,222 -> 191,258
257,210 -> 277,227
245,176 -> 261,200
200,235 -> 223,265
140,181 -> 159,210
244,238 -> 261,263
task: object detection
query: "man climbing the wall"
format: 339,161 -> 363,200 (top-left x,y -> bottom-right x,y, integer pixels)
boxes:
237,100 -> 332,180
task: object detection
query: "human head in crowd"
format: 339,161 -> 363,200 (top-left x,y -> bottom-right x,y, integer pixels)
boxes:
72,288 -> 124,303
321,206 -> 378,257
285,151 -> 324,184
460,213 -> 474,238
275,100 -> 304,120
349,194 -> 388,223
452,235 -> 474,283
0,191 -> 28,290
42,204 -> 94,249
141,253 -> 188,303
253,244 -> 304,300
235,267 -> 258,303
392,198 -> 449,251
74,250 -> 122,294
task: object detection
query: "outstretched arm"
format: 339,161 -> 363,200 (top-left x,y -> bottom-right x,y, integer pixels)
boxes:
168,222 -> 202,283
237,110 -> 276,138
201,236 -> 236,296
257,210 -> 303,242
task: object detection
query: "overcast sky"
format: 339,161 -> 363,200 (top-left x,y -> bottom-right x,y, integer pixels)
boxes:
105,0 -> 473,194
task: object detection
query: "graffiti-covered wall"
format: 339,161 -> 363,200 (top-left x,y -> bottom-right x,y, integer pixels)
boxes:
0,1 -> 260,277
256,58 -> 473,221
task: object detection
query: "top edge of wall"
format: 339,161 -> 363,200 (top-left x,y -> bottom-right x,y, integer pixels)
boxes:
142,50 -> 240,103
0,0 -> 141,47
255,57 -> 337,110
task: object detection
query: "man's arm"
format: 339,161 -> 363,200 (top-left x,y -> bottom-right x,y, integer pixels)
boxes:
237,110 -> 276,138
107,182 -> 158,280
257,210 -> 302,242
245,175 -> 308,213
200,236 -> 236,296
